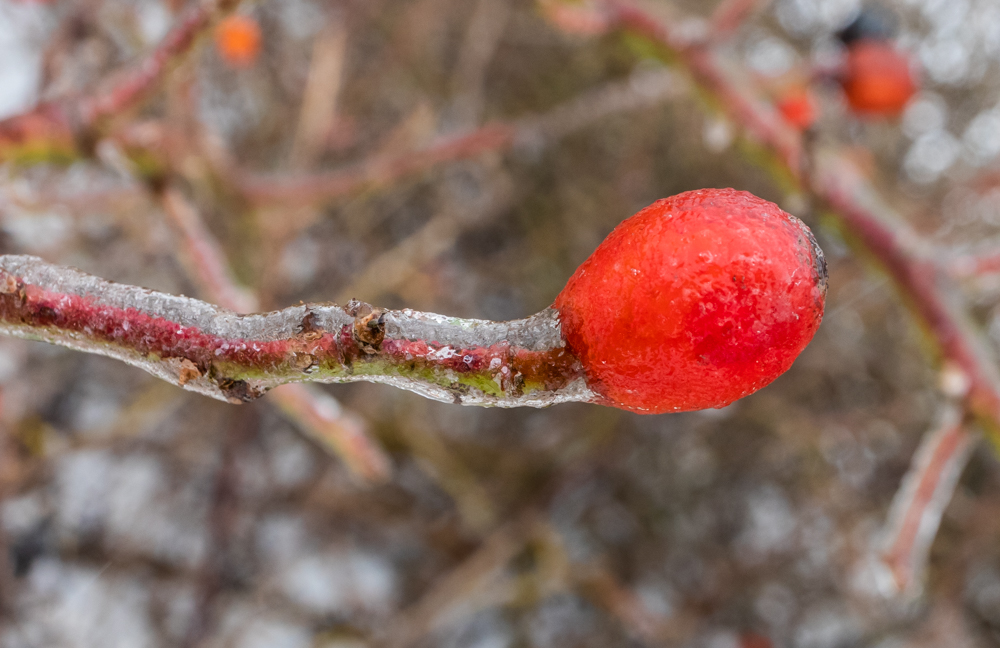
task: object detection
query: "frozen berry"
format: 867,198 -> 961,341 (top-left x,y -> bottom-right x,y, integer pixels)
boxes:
554,188 -> 827,414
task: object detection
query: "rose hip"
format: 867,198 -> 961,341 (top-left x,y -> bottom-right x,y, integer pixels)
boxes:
554,188 -> 827,414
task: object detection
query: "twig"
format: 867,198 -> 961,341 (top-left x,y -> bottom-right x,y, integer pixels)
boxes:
709,0 -> 772,39
269,383 -> 390,483
607,0 -> 805,177
571,560 -> 693,645
335,168 -> 515,304
240,69 -> 683,207
0,255 -> 590,407
947,249 -> 1000,279
395,416 -> 498,533
0,0 -> 242,162
0,389 -> 18,621
241,124 -> 517,206
449,0 -> 511,128
288,23 -> 348,169
380,514 -> 534,648
181,402 -> 256,648
879,405 -> 976,596
160,187 -> 258,315
814,152 -> 1000,427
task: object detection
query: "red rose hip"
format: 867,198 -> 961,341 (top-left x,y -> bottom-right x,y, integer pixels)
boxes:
554,188 -> 826,414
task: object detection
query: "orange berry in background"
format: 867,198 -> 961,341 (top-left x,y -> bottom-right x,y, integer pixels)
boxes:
776,87 -> 818,131
840,40 -> 917,117
214,15 -> 262,69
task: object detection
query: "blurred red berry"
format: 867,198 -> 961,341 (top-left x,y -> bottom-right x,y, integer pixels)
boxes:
554,189 -> 827,414
776,87 -> 818,130
215,15 -> 262,69
840,40 -> 917,117
740,633 -> 774,648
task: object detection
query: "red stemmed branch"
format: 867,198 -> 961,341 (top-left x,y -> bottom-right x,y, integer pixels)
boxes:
240,124 -> 516,207
709,0 -> 772,40
0,255 -> 590,408
0,0 -> 241,162
948,249 -> 1000,279
160,188 -> 258,315
239,69 -> 681,207
160,188 -> 391,483
543,0 -> 998,593
879,405 -> 977,596
813,153 -> 1000,426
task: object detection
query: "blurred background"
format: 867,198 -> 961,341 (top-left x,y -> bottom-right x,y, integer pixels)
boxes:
1,0 -> 1000,646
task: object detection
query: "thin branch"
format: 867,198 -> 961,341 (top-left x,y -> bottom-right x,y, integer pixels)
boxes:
380,514 -> 535,648
268,383 -> 390,484
288,22 -> 348,169
335,168 -> 515,304
241,124 -> 516,206
0,0 -> 242,162
182,403 -> 256,648
607,0 -> 805,177
878,405 -> 976,596
947,249 -> 1000,279
571,560 -> 693,645
160,187 -> 258,315
0,389 -> 19,621
814,153 -> 1000,426
240,69 -> 683,207
709,0 -> 772,40
449,0 -> 512,128
0,255 -> 590,408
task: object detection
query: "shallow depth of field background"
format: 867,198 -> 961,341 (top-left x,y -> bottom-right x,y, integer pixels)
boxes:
1,0 -> 1000,647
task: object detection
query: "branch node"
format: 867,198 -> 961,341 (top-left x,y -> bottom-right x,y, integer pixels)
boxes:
217,378 -> 263,404
346,300 -> 386,354
177,358 -> 203,386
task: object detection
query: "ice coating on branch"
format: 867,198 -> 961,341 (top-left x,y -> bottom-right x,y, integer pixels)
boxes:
0,190 -> 825,415
0,255 -> 352,340
384,307 -> 566,351
0,256 -> 592,408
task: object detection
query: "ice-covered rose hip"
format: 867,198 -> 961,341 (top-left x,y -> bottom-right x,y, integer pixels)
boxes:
554,188 -> 827,414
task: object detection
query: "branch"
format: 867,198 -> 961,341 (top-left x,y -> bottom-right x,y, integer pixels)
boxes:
240,124 -> 517,206
947,249 -> 1000,279
240,69 -> 682,207
0,255 -> 589,408
160,187 -> 258,315
813,153 -> 1000,427
710,0 -> 771,40
0,0 -> 241,163
878,405 -> 976,596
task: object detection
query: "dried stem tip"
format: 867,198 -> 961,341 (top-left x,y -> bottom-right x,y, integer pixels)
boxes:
555,188 -> 827,414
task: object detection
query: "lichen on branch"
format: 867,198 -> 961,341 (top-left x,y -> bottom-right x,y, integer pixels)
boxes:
0,255 -> 591,407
